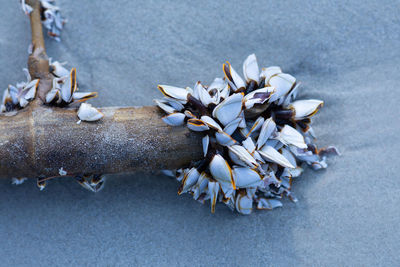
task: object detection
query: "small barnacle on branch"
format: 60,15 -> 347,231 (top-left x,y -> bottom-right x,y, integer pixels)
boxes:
155,54 -> 339,215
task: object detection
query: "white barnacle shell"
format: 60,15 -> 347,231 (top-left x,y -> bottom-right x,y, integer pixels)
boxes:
256,117 -> 276,149
242,138 -> 265,165
200,115 -> 223,131
289,99 -> 324,120
228,145 -> 258,168
154,99 -> 176,114
61,68 -> 77,103
162,112 -> 185,126
243,54 -> 259,84
238,111 -> 246,128
212,93 -> 243,126
223,61 -> 246,92
72,92 -> 98,103
202,135 -> 209,157
278,125 -> 307,149
178,167 -> 200,195
268,73 -> 296,103
209,154 -> 236,195
89,175 -> 106,192
164,97 -> 185,111
208,77 -> 226,91
41,0 -> 60,11
235,192 -> 253,215
281,147 -> 297,169
246,116 -> 264,138
37,179 -> 46,191
158,85 -> 189,104
187,118 -> 209,131
11,177 -> 27,185
282,82 -> 301,107
219,83 -> 230,100
260,66 -> 282,84
244,87 -> 274,109
223,117 -> 241,136
23,79 -> 39,101
196,82 -> 216,106
259,146 -> 295,169
45,88 -> 60,104
77,103 -> 104,122
192,172 -> 210,200
257,198 -> 283,210
232,167 -> 262,188
208,180 -> 220,213
184,110 -> 197,119
242,137 -> 256,154
51,61 -> 69,77
1,89 -> 12,112
215,131 -> 237,146
59,167 -> 67,176
8,85 -> 19,105
21,0 -> 33,15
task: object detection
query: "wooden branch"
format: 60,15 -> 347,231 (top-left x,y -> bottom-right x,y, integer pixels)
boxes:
26,0 -> 53,103
0,105 -> 202,178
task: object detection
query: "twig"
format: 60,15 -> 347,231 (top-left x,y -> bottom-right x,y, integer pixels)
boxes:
26,0 -> 53,103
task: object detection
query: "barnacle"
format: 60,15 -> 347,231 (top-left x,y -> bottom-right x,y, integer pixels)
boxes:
21,0 -> 66,41
11,177 -> 28,185
0,64 -> 99,114
46,62 -> 98,107
156,54 -> 339,215
0,68 -> 39,113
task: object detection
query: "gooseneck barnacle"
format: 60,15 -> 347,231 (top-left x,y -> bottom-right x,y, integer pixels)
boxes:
156,54 -> 339,214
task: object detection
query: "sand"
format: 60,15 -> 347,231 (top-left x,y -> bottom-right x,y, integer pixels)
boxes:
0,0 -> 399,265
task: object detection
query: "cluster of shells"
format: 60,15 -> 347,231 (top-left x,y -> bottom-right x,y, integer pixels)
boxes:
21,0 -> 66,41
1,61 -> 103,122
156,54 -> 338,215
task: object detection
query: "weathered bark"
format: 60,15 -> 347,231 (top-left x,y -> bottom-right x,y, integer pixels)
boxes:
0,105 -> 202,178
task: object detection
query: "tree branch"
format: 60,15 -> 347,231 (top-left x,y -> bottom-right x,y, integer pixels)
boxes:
26,0 -> 52,103
0,105 -> 202,178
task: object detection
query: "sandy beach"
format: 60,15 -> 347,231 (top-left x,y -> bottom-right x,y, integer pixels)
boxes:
0,0 -> 399,265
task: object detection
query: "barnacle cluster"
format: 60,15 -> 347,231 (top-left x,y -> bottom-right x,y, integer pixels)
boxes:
0,68 -> 39,113
0,62 -> 102,121
156,54 -> 338,215
21,0 -> 66,41
45,61 -> 98,107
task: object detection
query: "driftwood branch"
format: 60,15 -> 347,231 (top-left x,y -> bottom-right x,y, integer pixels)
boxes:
0,0 -> 202,178
26,0 -> 52,103
0,106 -> 202,178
